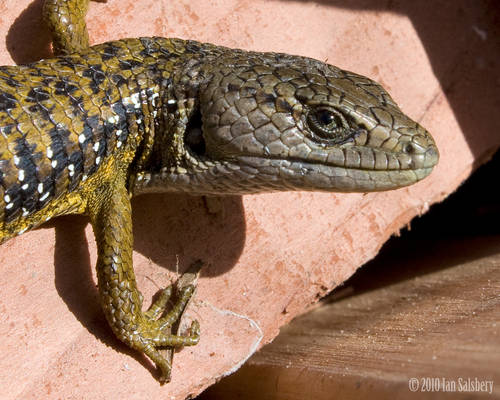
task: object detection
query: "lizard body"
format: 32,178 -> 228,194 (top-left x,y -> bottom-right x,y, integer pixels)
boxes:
0,0 -> 439,382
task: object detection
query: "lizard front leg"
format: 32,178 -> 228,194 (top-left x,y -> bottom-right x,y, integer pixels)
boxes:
87,169 -> 200,382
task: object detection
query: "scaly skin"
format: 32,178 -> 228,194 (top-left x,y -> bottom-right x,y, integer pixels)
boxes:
0,0 -> 439,382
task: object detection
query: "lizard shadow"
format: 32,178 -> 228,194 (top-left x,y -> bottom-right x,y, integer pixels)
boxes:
130,193 -> 246,278
277,0 -> 500,160
51,215 -> 159,377
5,0 -> 54,64
51,193 -> 245,376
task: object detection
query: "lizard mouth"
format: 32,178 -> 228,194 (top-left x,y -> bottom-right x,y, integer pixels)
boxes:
132,154 -> 435,195
231,155 -> 436,192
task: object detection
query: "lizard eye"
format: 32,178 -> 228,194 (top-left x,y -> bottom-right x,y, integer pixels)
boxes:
306,107 -> 351,144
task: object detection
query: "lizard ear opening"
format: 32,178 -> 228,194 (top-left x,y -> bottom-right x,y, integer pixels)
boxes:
185,108 -> 206,157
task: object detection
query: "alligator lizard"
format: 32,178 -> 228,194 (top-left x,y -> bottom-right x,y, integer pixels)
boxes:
0,0 -> 439,383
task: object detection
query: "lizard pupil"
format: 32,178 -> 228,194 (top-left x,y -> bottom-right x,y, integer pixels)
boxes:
318,110 -> 336,127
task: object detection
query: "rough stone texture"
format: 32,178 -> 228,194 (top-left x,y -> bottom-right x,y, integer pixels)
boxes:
0,0 -> 498,399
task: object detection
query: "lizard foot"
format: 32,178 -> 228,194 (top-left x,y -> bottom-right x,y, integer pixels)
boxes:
113,284 -> 200,383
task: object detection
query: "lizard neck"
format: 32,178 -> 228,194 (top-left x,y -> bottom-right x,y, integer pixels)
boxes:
126,38 -> 211,192
121,38 -> 206,188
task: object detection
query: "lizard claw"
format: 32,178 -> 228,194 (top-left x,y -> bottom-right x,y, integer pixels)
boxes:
116,284 -> 199,381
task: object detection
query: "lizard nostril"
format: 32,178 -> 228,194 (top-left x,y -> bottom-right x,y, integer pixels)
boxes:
404,143 -> 415,154
403,141 -> 426,155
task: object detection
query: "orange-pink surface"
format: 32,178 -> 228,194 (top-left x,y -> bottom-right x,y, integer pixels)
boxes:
0,1 -> 498,398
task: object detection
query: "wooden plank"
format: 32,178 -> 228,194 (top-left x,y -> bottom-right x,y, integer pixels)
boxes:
200,235 -> 500,399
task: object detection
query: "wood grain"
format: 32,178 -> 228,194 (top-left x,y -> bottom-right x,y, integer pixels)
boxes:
200,234 -> 500,399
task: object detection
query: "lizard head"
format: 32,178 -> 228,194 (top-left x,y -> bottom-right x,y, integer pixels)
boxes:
133,45 -> 438,195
